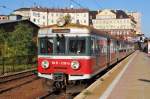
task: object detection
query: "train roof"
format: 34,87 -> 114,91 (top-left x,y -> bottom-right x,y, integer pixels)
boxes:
40,23 -> 110,37
39,24 -> 132,43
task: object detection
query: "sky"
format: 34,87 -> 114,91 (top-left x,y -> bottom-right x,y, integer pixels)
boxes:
0,0 -> 150,37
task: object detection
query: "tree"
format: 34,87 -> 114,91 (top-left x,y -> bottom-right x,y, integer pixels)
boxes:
8,23 -> 34,57
63,14 -> 71,24
0,28 -> 10,57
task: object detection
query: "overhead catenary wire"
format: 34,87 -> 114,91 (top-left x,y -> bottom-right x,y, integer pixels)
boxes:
70,0 -> 86,8
95,0 -> 102,9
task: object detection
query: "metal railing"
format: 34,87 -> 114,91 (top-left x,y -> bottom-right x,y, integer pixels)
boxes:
0,55 -> 37,75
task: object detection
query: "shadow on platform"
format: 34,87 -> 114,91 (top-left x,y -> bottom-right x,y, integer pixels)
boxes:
138,79 -> 150,83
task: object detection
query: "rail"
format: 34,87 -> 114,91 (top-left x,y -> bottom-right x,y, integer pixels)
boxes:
0,69 -> 39,94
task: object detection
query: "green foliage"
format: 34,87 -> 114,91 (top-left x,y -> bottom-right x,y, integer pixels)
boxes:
0,23 -> 35,57
0,28 -> 6,43
0,29 -> 9,44
0,28 -> 10,57
9,23 -> 34,56
63,14 -> 71,24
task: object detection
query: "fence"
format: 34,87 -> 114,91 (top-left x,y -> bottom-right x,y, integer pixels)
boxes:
0,55 -> 37,75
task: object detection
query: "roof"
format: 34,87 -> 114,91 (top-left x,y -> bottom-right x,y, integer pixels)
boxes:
89,11 -> 98,19
0,15 -> 8,16
115,10 -> 129,18
14,8 -> 31,11
0,19 -> 24,24
40,23 -> 110,38
98,9 -> 130,19
13,7 -> 89,13
39,23 -> 130,41
31,7 -> 89,13
0,19 -> 39,28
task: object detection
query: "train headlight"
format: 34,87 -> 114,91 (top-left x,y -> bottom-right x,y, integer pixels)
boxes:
41,60 -> 49,69
71,61 -> 80,70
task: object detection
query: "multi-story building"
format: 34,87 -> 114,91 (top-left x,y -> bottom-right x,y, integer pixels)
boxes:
0,15 -> 8,21
12,8 -> 30,19
12,7 -> 90,26
127,12 -> 141,35
92,9 -> 137,41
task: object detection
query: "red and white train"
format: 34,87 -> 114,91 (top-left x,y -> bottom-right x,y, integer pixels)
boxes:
37,22 -> 134,88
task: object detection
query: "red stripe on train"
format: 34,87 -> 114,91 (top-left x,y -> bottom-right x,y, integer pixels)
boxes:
38,58 -> 93,74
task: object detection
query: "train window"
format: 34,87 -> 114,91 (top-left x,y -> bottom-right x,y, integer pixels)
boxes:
56,34 -> 66,54
91,39 -> 95,55
39,37 -> 53,54
47,38 -> 53,54
40,38 -> 47,54
69,38 -> 85,54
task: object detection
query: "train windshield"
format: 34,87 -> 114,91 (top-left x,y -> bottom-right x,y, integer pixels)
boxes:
39,36 -> 86,55
69,38 -> 85,54
39,37 -> 54,54
56,34 -> 66,54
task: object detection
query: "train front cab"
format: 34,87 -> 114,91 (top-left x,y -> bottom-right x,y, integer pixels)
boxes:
38,35 -> 94,81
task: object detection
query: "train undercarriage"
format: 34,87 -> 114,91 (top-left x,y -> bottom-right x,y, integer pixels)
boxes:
42,73 -> 89,92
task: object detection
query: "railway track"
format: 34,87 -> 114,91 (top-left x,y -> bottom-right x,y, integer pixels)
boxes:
0,69 -> 40,94
0,69 -> 36,83
38,81 -> 91,99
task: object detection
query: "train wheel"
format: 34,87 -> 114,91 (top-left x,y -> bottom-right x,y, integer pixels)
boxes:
53,81 -> 65,90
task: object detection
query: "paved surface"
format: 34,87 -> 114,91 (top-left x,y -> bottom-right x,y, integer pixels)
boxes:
75,51 -> 150,99
107,51 -> 150,99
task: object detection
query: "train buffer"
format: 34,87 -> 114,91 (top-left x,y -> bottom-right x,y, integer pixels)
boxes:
75,50 -> 150,99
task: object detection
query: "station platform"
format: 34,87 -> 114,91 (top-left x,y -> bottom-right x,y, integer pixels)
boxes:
75,51 -> 150,99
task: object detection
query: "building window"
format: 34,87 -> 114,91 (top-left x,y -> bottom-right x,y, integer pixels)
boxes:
33,12 -> 40,17
43,16 -> 45,19
84,20 -> 86,23
43,22 -> 45,26
33,18 -> 36,22
76,20 -> 80,24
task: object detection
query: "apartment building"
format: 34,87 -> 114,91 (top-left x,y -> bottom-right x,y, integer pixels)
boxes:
92,9 -> 137,41
127,12 -> 141,35
12,8 -> 30,19
12,7 -> 90,26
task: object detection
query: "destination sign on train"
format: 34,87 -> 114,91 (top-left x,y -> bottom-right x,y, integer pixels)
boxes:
52,29 -> 70,33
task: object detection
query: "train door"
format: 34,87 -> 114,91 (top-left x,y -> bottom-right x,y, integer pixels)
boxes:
91,36 -> 107,72
91,37 -> 97,72
109,39 -> 118,64
98,37 -> 108,68
107,38 -> 111,66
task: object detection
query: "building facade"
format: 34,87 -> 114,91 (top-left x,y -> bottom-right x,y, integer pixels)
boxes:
92,9 -> 137,41
12,7 -> 90,27
127,12 -> 141,35
12,8 -> 30,19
